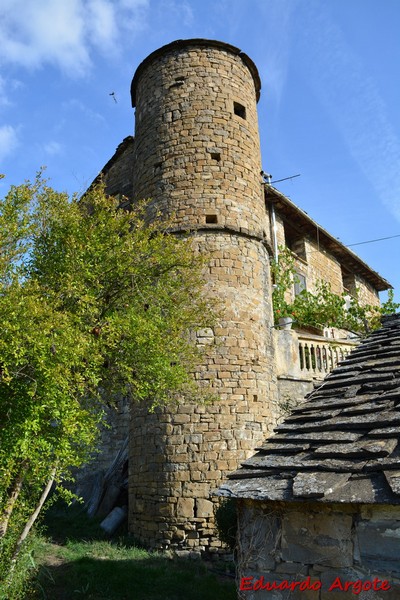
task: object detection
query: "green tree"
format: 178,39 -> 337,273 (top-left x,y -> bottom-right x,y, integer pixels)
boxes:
0,175 -> 215,594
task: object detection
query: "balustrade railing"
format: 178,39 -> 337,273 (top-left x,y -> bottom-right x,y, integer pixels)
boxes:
297,333 -> 358,378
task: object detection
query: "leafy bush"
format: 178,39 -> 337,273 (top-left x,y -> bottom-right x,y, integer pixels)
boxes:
215,499 -> 237,550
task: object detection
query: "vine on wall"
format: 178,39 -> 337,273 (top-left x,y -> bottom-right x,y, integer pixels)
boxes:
271,246 -> 399,335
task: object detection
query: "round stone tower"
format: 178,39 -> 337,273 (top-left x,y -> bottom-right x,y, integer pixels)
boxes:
129,39 -> 278,554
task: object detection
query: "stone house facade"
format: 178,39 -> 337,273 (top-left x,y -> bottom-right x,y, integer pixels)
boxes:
218,314 -> 400,598
265,184 -> 388,308
91,39 -> 391,554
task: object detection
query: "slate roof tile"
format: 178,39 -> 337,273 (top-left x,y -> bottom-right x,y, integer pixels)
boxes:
217,314 -> 400,504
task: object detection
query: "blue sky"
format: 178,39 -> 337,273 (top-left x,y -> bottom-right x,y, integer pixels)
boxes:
1,0 -> 399,302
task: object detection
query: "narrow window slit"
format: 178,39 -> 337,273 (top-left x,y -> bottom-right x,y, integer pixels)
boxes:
206,215 -> 218,224
169,76 -> 185,89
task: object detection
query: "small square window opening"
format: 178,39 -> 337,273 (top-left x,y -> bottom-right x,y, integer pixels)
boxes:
233,102 -> 246,119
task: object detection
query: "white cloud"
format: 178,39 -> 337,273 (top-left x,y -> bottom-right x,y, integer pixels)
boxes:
0,0 -> 150,76
117,0 -> 149,33
62,98 -> 105,122
0,76 -> 24,113
43,141 -> 63,156
0,76 -> 11,108
157,0 -> 194,27
255,0 -> 294,106
0,0 -> 90,75
0,125 -> 19,162
87,0 -> 117,52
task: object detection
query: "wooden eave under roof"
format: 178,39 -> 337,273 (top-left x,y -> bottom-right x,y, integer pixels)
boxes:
265,184 -> 391,292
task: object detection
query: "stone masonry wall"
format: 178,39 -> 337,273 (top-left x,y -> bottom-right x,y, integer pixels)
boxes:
354,273 -> 380,307
274,211 -> 344,299
131,42 -> 270,243
273,212 -> 380,304
129,231 -> 279,554
303,239 -> 343,296
237,500 -> 400,599
274,211 -> 286,248
100,136 -> 135,201
128,40 -> 278,553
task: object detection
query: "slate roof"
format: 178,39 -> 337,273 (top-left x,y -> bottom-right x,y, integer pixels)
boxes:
218,313 -> 400,505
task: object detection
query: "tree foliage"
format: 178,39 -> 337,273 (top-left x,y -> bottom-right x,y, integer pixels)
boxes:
0,175 -> 215,594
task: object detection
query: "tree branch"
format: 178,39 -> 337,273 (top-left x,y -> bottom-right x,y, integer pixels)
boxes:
9,465 -> 57,570
0,462 -> 29,539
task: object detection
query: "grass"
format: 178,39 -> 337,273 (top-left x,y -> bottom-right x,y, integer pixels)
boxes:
29,504 -> 236,600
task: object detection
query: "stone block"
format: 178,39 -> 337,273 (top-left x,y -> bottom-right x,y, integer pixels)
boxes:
275,562 -> 308,575
357,520 -> 400,576
176,498 -> 194,518
196,499 -> 214,518
159,503 -> 175,517
281,509 -> 353,568
173,414 -> 191,424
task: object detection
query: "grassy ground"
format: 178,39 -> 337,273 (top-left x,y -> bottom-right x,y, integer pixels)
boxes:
30,505 -> 236,600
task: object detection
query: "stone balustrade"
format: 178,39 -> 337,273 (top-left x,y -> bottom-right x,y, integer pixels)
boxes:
297,332 -> 359,379
274,328 -> 359,410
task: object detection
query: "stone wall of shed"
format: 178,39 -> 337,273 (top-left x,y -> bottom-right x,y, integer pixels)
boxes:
237,499 -> 400,599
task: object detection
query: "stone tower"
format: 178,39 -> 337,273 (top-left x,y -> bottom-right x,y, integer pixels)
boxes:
129,39 -> 278,554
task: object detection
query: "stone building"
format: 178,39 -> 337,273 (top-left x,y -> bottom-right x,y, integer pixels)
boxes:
265,184 -> 389,307
92,39 -> 391,554
218,313 -> 400,599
